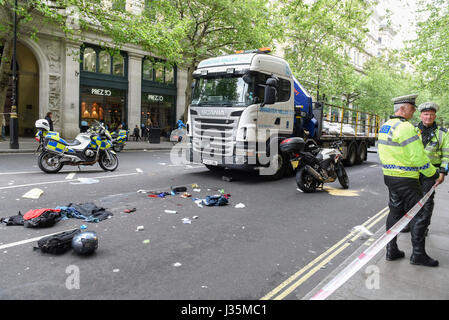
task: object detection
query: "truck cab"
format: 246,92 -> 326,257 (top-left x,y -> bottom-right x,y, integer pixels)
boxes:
186,48 -> 299,178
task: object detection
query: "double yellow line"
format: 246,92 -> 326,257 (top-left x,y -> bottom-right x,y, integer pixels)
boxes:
261,206 -> 390,300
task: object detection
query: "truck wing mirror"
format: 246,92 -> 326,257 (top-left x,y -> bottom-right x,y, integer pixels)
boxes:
242,71 -> 252,84
262,86 -> 276,107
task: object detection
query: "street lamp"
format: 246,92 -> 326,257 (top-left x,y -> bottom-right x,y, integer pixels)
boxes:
9,0 -> 19,149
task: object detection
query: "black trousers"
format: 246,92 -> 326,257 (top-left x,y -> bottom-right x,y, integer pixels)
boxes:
384,175 -> 430,251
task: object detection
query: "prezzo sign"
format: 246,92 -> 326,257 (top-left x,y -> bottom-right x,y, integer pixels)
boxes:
147,94 -> 164,102
91,88 -> 112,96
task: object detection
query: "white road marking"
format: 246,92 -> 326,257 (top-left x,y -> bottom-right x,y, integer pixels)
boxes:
65,172 -> 76,180
0,172 -> 139,191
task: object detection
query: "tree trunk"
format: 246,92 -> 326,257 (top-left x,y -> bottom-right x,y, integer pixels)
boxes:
182,63 -> 195,122
0,39 -> 13,117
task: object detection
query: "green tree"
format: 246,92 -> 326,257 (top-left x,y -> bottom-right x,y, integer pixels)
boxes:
145,0 -> 277,121
354,55 -> 416,120
405,0 -> 449,124
0,0 -> 185,118
278,0 -> 373,99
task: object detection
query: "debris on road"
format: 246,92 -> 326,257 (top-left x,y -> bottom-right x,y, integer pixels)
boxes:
352,225 -> 373,240
70,178 -> 100,185
165,210 -> 178,214
136,226 -> 145,231
173,262 -> 182,267
182,217 -> 192,224
22,188 -> 44,199
142,239 -> 150,244
235,203 -> 246,209
124,207 -> 136,213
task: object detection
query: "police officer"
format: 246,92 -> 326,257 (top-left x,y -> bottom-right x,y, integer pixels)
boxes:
378,94 -> 441,267
414,102 -> 448,236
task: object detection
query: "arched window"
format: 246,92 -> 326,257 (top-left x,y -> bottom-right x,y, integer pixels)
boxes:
99,51 -> 111,74
83,48 -> 96,72
113,54 -> 124,76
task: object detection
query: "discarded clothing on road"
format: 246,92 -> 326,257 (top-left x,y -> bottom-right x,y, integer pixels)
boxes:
23,208 -> 62,228
196,194 -> 230,207
0,212 -> 24,226
61,202 -> 113,223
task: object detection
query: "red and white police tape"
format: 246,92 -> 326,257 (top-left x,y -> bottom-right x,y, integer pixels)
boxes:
310,183 -> 437,300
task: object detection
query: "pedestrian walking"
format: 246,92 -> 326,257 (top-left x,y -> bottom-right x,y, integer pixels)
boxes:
45,112 -> 54,131
133,125 -> 140,141
378,94 -> 441,267
0,113 -> 5,141
412,102 -> 448,236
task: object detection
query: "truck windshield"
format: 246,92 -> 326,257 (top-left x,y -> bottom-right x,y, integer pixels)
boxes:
191,75 -> 252,106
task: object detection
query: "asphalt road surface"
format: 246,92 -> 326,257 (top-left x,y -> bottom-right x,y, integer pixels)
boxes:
0,149 -> 388,300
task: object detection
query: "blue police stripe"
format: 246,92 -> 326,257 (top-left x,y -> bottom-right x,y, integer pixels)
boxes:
382,163 -> 430,171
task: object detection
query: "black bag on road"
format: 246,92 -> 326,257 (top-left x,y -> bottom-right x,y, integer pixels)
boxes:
34,229 -> 81,254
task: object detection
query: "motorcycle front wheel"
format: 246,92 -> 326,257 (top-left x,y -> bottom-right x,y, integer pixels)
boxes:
336,162 -> 349,189
99,151 -> 119,171
296,166 -> 318,193
38,152 -> 64,173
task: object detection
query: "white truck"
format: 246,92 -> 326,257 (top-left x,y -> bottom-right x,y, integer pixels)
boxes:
184,48 -> 378,178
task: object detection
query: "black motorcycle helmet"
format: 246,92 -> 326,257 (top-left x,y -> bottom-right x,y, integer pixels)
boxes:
72,231 -> 98,255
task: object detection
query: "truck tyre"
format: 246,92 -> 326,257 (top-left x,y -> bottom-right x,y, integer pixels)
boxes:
266,151 -> 288,180
356,142 -> 367,164
343,143 -> 357,167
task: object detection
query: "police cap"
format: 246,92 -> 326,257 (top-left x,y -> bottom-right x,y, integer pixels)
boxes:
418,102 -> 439,113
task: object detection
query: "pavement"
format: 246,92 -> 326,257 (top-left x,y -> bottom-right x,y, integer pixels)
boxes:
0,136 -> 175,153
303,178 -> 449,300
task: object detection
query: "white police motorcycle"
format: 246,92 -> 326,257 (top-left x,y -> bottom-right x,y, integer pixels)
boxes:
35,119 -> 118,173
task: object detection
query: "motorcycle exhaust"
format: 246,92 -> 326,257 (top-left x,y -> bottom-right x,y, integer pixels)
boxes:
305,165 -> 324,182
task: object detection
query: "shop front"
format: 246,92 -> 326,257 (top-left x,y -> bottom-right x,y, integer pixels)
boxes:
80,86 -> 126,131
79,45 -> 128,132
141,57 -> 177,139
141,93 -> 175,139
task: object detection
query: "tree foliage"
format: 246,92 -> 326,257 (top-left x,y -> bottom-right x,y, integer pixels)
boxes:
278,0 -> 372,99
143,0 -> 277,119
405,0 -> 449,124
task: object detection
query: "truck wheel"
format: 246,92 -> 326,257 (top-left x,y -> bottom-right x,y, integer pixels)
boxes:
265,152 -> 288,180
356,142 -> 367,164
343,143 -> 357,167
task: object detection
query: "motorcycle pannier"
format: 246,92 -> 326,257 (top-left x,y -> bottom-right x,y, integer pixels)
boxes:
280,137 -> 305,154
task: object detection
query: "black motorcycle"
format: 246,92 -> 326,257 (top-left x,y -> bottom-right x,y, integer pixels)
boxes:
280,138 -> 349,193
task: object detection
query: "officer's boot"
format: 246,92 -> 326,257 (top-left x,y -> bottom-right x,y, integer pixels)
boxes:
386,237 -> 405,261
410,235 -> 438,267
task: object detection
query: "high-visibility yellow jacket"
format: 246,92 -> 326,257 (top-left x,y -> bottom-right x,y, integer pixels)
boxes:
416,123 -> 449,174
378,116 -> 436,179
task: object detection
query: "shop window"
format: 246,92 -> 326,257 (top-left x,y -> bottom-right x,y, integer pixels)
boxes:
99,51 -> 111,74
83,48 -> 96,72
113,54 -> 124,76
142,59 -> 153,81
